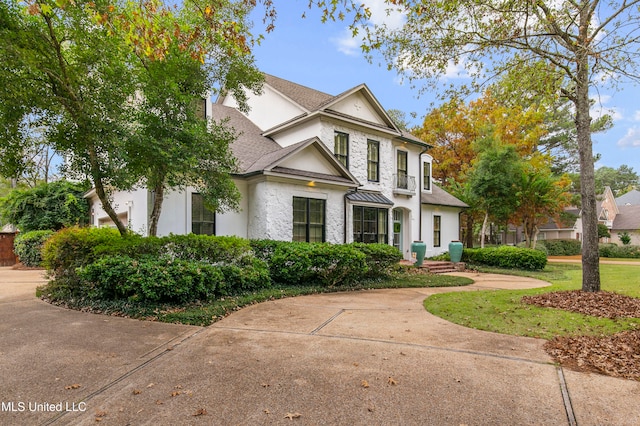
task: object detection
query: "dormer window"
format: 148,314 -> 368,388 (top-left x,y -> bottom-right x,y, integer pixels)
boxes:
396,150 -> 408,189
367,139 -> 380,182
334,132 -> 349,168
423,161 -> 432,191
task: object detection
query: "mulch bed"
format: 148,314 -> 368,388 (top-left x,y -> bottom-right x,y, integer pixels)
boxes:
523,290 -> 640,380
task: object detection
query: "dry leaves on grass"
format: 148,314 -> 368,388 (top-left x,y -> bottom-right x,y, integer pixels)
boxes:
523,290 -> 640,319
523,290 -> 640,380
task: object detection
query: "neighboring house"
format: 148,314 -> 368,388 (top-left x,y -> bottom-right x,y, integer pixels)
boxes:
616,188 -> 640,206
536,207 -> 581,242
560,186 -> 640,246
613,188 -> 640,245
86,74 -> 467,259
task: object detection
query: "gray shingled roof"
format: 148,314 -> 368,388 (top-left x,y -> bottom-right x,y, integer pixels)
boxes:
264,74 -> 334,111
421,184 -> 469,208
612,205 -> 640,230
210,104 -> 282,173
616,189 -> 640,206
243,139 -> 310,175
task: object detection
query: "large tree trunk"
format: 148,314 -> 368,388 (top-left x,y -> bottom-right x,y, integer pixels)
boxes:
575,13 -> 601,292
480,211 -> 488,249
465,213 -> 474,248
88,145 -> 128,236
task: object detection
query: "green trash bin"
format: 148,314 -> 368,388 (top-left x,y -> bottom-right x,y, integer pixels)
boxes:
411,241 -> 427,267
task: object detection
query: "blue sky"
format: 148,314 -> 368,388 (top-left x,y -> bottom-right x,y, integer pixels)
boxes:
248,1 -> 640,176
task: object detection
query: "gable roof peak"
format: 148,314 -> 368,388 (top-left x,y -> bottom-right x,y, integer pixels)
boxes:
263,74 -> 334,111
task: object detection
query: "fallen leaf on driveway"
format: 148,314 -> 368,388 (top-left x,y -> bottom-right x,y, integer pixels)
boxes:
192,408 -> 207,416
361,380 -> 369,388
284,412 -> 301,419
65,384 -> 81,390
387,377 -> 397,385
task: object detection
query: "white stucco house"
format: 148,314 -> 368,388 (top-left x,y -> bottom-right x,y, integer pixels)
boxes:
86,74 -> 468,259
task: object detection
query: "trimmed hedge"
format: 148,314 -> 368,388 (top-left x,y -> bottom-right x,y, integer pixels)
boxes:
78,255 -> 224,303
599,243 -> 640,259
538,239 -> 582,256
13,230 -> 55,267
42,229 -> 404,304
463,246 -> 547,270
42,228 -> 270,303
251,240 -> 402,286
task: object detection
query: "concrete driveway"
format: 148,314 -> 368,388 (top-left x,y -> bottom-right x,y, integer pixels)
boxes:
1,267 -> 639,425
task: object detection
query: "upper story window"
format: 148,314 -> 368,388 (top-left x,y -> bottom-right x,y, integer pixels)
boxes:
396,150 -> 408,189
367,139 -> 380,182
334,132 -> 349,168
423,161 -> 432,191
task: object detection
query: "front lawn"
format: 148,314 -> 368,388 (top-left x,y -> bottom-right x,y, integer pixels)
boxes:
423,263 -> 640,340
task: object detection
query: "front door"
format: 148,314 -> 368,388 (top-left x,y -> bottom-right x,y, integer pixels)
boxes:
393,208 -> 403,253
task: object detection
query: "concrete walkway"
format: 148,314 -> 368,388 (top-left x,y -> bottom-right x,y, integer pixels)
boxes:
1,267 -> 639,425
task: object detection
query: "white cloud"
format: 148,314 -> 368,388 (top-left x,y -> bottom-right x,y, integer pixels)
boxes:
331,28 -> 360,56
330,0 -> 405,56
590,94 -> 623,121
617,127 -> 640,147
361,0 -> 406,29
634,110 -> 640,121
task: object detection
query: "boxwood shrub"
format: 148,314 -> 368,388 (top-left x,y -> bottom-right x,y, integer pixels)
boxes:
42,228 -> 270,302
463,246 -> 547,270
78,255 -> 223,303
251,240 -> 401,286
348,242 -> 403,278
599,243 -> 640,259
13,230 -> 55,267
538,239 -> 582,256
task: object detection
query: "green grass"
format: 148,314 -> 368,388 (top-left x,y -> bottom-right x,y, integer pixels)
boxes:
424,263 -> 640,339
39,272 -> 473,326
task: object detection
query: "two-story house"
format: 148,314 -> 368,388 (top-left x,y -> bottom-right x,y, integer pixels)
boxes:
86,74 -> 467,259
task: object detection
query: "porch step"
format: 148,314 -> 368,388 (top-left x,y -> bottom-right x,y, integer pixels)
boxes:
401,260 -> 466,274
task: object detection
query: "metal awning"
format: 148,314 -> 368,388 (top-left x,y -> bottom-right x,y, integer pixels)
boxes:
346,191 -> 394,206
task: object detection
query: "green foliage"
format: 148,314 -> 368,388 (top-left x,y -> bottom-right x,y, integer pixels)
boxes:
42,228 -> 270,303
42,227 -> 124,278
251,240 -> 400,287
463,246 -> 547,270
78,255 -> 222,303
159,234 -> 252,263
598,223 -> 611,239
13,230 -> 54,267
538,239 -> 582,256
348,242 -> 403,277
595,165 -> 639,196
599,244 -> 640,259
0,0 -> 266,235
0,180 -> 89,231
618,232 -> 632,246
467,138 -> 522,223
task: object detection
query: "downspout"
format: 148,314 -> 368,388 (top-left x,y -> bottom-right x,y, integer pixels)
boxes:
417,145 -> 429,240
344,187 -> 358,244
344,192 -> 348,244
